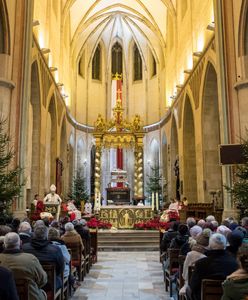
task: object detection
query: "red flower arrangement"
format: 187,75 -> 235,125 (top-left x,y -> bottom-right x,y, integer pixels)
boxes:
134,217 -> 170,230
87,217 -> 112,229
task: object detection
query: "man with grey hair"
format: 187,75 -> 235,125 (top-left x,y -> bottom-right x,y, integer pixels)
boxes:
206,215 -> 215,222
18,221 -> 32,244
0,232 -> 47,299
188,233 -> 238,300
23,224 -> 64,291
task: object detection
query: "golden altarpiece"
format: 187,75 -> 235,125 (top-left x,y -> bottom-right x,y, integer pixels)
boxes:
92,95 -> 154,228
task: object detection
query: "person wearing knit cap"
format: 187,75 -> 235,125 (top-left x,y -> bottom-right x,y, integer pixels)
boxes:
197,219 -> 206,228
180,225 -> 203,255
227,229 -> 245,257
179,229 -> 211,296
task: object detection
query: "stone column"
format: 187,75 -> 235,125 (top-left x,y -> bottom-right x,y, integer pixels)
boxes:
134,145 -> 144,197
94,145 -> 102,195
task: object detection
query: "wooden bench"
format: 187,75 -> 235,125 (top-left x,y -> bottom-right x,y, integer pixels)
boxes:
15,278 -> 30,300
164,248 -> 180,296
41,263 -> 62,300
82,238 -> 90,274
201,279 -> 223,300
176,255 -> 186,300
65,242 -> 85,281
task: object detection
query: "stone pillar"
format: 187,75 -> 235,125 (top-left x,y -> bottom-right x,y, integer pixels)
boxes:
134,145 -> 144,197
94,145 -> 102,195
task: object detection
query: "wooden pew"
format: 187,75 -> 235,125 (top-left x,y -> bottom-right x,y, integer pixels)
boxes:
41,263 -> 62,300
65,242 -> 85,281
15,278 -> 30,300
201,279 -> 223,300
176,255 -> 186,300
165,248 -> 180,297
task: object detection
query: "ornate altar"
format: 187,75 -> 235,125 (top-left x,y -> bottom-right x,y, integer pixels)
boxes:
43,203 -> 60,220
93,97 -> 145,199
99,205 -> 154,229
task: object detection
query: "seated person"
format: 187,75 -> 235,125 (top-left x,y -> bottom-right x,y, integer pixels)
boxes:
160,221 -> 179,254
48,227 -> 70,278
61,222 -> 84,251
189,233 -> 238,300
0,225 -> 11,253
170,224 -> 189,250
226,229 -> 245,257
222,241 -> 248,300
22,224 -> 64,290
74,219 -> 91,254
0,266 -> 19,300
18,221 -> 32,244
0,232 -> 47,300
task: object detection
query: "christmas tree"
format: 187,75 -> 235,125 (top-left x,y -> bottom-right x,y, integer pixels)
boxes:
0,118 -> 24,219
69,168 -> 89,208
225,136 -> 248,219
146,165 -> 162,195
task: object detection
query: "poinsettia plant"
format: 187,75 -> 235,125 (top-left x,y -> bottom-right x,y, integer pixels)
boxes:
134,217 -> 170,230
87,217 -> 112,229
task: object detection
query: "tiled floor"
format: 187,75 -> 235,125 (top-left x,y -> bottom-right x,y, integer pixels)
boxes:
71,251 -> 171,300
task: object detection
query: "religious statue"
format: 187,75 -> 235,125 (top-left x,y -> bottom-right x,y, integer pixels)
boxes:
84,201 -> 92,215
43,184 -> 62,220
132,114 -> 141,131
94,114 -> 106,131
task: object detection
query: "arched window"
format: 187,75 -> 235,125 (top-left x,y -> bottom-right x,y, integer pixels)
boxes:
78,50 -> 85,78
134,44 -> 142,81
0,0 -> 9,54
152,54 -> 157,77
244,10 -> 248,56
112,42 -> 122,75
92,44 -> 101,80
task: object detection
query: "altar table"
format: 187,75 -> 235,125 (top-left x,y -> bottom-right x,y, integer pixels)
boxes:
99,205 -> 154,229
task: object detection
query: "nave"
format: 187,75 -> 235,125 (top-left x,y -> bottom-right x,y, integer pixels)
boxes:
71,252 -> 170,300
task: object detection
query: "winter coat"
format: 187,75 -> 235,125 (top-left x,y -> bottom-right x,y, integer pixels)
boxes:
0,249 -> 47,300
170,234 -> 189,250
50,239 -> 70,277
0,266 -> 19,300
22,238 -> 64,290
160,229 -> 177,252
221,269 -> 248,300
61,230 -> 84,249
189,249 -> 239,300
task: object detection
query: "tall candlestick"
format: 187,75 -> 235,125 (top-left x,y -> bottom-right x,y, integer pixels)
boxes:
99,192 -> 101,209
156,192 -> 159,211
151,192 -> 154,211
94,193 -> 97,210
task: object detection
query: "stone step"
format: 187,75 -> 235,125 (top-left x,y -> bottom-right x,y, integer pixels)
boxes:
98,229 -> 160,251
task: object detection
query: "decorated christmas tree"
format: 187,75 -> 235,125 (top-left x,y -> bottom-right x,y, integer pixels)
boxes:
0,118 -> 24,219
69,168 -> 89,208
226,136 -> 248,218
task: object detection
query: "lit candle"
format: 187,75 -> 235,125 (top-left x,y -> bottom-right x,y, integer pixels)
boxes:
151,192 -> 154,211
156,192 -> 159,211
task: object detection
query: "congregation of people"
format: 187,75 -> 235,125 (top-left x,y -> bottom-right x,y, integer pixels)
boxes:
161,215 -> 248,300
0,215 -> 92,300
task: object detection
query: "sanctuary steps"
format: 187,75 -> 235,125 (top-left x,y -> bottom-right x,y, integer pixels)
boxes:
98,229 -> 160,251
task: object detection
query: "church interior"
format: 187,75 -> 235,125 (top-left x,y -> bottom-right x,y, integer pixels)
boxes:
1,0 -> 248,299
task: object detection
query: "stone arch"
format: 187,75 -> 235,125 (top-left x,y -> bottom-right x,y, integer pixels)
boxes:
150,138 -> 160,168
60,117 -> 67,197
161,131 -> 168,198
238,0 -> 248,76
29,61 -> 41,201
44,95 -> 57,190
182,94 -> 197,202
90,144 -> 96,196
68,131 -> 74,192
202,62 -> 222,202
0,0 -> 10,54
170,115 -> 179,200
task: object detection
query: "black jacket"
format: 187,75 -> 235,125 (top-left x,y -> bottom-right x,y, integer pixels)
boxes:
22,238 -> 64,289
160,229 -> 177,252
189,249 -> 238,300
0,266 -> 19,300
169,234 -> 189,250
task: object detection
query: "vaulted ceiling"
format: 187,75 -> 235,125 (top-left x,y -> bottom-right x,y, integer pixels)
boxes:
62,0 -> 177,67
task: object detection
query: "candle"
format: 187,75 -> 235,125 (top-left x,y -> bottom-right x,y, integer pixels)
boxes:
156,192 -> 159,211
99,192 -> 101,209
94,193 -> 97,210
151,192 -> 154,211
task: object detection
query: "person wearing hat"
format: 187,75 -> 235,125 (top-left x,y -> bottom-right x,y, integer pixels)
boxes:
179,229 -> 211,296
227,229 -> 245,257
